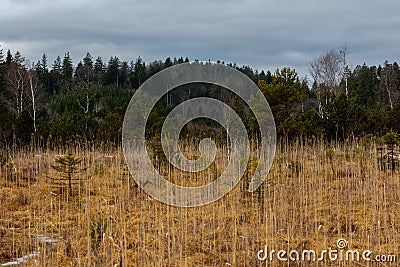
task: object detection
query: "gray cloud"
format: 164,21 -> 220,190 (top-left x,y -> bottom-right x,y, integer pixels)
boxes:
1,0 -> 399,78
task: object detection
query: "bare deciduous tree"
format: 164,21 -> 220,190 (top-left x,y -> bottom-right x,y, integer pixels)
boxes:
5,51 -> 27,116
75,53 -> 96,115
309,49 -> 345,115
379,61 -> 399,110
3,54 -> 41,133
26,64 -> 39,132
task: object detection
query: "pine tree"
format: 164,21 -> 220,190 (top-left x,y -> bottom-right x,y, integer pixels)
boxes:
62,52 -> 73,91
6,49 -> 12,64
383,130 -> 399,171
51,151 -> 87,194
132,56 -> 145,88
94,56 -> 105,86
0,46 -> 5,92
164,57 -> 172,68
105,56 -> 120,86
35,53 -> 49,93
41,53 -> 48,72
50,55 -> 62,93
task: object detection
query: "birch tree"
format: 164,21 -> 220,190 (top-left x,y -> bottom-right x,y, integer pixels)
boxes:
5,51 -> 27,116
26,64 -> 39,132
379,61 -> 399,110
75,53 -> 96,115
309,49 -> 344,116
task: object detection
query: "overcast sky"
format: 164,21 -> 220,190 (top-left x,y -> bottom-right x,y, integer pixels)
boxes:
1,0 -> 399,79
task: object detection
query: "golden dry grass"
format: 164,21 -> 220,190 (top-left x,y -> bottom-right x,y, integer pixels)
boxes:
0,139 -> 399,266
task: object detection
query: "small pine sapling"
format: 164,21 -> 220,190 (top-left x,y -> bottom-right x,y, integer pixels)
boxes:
51,151 -> 87,194
383,130 -> 399,172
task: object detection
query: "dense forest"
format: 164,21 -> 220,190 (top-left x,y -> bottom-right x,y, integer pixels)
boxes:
0,46 -> 399,150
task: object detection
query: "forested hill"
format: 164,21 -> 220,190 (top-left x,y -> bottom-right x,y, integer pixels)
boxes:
0,47 -> 399,148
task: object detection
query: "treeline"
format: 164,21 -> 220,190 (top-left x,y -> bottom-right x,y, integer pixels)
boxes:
0,47 -> 399,150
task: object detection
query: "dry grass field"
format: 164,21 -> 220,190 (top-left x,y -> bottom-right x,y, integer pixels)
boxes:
0,138 -> 399,266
